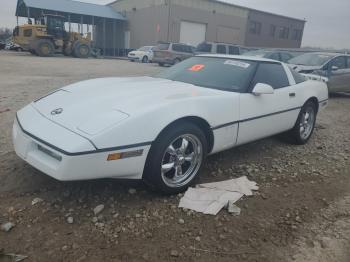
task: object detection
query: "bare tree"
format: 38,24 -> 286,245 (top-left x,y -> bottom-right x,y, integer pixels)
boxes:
0,27 -> 12,41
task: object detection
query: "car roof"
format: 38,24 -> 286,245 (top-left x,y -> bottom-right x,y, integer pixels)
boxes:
196,54 -> 280,63
199,41 -> 242,47
306,52 -> 348,57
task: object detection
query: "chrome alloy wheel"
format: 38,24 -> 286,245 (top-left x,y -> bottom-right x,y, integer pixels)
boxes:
161,134 -> 203,188
299,106 -> 315,140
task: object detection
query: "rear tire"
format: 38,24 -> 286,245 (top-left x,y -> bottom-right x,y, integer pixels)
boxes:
73,42 -> 91,58
143,122 -> 207,194
289,101 -> 317,145
158,62 -> 165,67
35,39 -> 54,57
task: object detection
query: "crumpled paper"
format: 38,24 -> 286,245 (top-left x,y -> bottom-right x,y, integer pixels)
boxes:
179,176 -> 258,215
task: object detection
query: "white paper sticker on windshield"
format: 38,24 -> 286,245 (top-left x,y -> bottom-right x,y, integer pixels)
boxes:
224,60 -> 250,68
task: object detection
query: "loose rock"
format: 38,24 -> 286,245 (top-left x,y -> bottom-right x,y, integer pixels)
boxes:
128,188 -> 137,194
32,197 -> 44,206
227,201 -> 241,216
1,222 -> 15,232
67,217 -> 74,224
93,204 -> 105,215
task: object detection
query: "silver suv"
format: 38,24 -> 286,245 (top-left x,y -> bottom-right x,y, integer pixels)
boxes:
153,42 -> 195,66
195,42 -> 251,56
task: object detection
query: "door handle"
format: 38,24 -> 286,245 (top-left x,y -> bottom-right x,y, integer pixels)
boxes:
289,93 -> 296,97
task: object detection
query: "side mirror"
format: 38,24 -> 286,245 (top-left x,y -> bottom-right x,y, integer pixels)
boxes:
252,83 -> 274,96
331,66 -> 339,71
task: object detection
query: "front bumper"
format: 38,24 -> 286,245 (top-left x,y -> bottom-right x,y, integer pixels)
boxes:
13,108 -> 151,181
128,55 -> 140,61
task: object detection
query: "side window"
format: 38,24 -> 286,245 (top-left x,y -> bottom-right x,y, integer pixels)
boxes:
347,57 -> 350,69
229,46 -> 239,55
249,21 -> 262,35
251,63 -> 290,89
184,45 -> 193,53
24,29 -> 32,37
332,56 -> 346,69
269,52 -> 280,61
172,44 -> 182,52
290,68 -> 306,84
217,45 -> 227,54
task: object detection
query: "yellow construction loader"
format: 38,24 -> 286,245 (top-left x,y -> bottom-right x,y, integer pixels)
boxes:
13,14 -> 91,58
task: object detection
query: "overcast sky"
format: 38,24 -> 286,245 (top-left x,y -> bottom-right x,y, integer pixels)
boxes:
1,0 -> 349,49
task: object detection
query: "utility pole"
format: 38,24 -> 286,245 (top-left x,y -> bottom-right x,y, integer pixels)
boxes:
167,0 -> 171,42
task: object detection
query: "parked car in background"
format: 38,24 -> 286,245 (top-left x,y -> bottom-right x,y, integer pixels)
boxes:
5,42 -> 23,52
128,46 -> 155,63
153,42 -> 194,66
196,42 -> 246,55
0,41 -> 6,50
13,55 -> 328,194
244,49 -> 296,62
289,52 -> 350,93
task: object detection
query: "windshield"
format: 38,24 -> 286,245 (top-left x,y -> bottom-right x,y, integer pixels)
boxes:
244,50 -> 271,58
156,57 -> 257,92
288,53 -> 335,66
196,43 -> 212,52
138,46 -> 152,51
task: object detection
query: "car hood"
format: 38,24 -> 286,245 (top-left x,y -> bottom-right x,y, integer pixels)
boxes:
32,77 -> 221,136
289,64 -> 322,73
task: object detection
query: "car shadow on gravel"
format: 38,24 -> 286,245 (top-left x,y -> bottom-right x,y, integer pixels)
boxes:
329,92 -> 350,98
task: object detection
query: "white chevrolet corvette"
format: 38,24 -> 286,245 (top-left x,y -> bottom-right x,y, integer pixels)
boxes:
13,55 -> 328,193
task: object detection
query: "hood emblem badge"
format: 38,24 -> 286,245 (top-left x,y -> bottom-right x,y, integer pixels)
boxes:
51,108 -> 63,115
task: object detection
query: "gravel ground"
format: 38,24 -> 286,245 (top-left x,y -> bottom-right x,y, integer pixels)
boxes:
0,51 -> 349,262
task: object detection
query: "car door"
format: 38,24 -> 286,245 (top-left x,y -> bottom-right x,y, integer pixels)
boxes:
171,44 -> 182,61
327,56 -> 350,92
237,62 -> 300,145
183,45 -> 194,60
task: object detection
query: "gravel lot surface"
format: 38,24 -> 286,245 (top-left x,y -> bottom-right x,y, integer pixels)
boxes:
0,51 -> 349,262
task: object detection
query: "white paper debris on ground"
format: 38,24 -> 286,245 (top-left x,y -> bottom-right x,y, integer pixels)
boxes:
179,176 -> 258,215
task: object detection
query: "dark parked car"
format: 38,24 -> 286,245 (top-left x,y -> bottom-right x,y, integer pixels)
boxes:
153,42 -> 195,66
0,41 -> 6,50
5,42 -> 23,51
243,49 -> 296,63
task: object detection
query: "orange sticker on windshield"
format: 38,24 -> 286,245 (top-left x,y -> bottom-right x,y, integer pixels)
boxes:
188,64 -> 205,72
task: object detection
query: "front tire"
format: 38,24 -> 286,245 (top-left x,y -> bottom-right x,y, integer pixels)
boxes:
142,56 -> 149,63
73,42 -> 91,58
289,101 -> 317,145
35,39 -> 54,57
143,122 -> 207,194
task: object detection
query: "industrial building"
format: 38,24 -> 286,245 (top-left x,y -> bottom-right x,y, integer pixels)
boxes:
15,0 -> 306,56
109,0 -> 306,49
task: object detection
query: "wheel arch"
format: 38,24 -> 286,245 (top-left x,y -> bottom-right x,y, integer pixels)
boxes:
154,116 -> 214,154
305,96 -> 319,113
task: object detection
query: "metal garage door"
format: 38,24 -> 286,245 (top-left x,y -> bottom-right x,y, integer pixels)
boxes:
217,26 -> 240,44
180,21 -> 206,46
